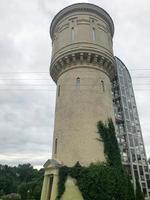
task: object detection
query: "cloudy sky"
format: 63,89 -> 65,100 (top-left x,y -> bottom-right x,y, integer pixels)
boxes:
0,0 -> 150,169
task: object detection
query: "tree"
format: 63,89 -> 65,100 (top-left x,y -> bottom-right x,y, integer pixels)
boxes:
0,164 -> 44,200
0,165 -> 18,194
17,183 -> 28,200
17,164 -> 34,182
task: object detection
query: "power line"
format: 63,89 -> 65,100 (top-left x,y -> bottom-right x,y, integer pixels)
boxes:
0,79 -> 50,80
0,82 -> 150,86
132,77 -> 150,78
0,72 -> 49,74
0,88 -> 149,91
0,69 -> 149,75
0,89 -> 56,91
1,77 -> 150,81
0,84 -> 55,86
130,69 -> 150,71
0,69 -> 150,73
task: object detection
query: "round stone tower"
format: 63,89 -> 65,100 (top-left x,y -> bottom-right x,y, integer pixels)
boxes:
50,3 -> 115,166
41,3 -> 116,200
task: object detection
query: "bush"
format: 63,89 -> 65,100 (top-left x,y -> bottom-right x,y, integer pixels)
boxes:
1,193 -> 21,200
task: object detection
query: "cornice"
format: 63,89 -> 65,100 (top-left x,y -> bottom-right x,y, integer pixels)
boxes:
50,51 -> 116,83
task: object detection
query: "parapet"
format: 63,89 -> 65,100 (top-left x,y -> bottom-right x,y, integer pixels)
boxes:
50,3 -> 114,38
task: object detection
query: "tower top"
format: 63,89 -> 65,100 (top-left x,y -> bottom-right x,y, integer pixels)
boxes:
49,3 -> 115,82
50,3 -> 114,38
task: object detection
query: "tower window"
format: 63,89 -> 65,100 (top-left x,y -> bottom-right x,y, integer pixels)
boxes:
58,85 -> 60,96
48,175 -> 54,200
54,138 -> 57,154
92,27 -> 96,41
76,77 -> 80,88
71,27 -> 75,41
101,80 -> 105,92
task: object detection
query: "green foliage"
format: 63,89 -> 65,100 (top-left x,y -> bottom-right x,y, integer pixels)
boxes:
57,120 -> 136,200
1,193 -> 21,200
97,119 -> 122,167
135,179 -> 144,200
17,164 -> 34,182
32,184 -> 42,200
17,183 -> 28,200
57,166 -> 68,200
57,162 -> 135,200
0,164 -> 44,200
0,165 -> 18,195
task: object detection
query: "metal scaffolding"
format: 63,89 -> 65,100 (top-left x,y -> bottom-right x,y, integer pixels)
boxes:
112,57 -> 150,199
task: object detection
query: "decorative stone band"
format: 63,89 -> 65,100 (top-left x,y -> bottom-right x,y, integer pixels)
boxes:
50,51 -> 116,83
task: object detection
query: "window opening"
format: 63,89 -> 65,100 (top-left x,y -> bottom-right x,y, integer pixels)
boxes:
71,27 -> 75,41
92,27 -> 96,41
58,85 -> 60,96
76,77 -> 80,88
55,138 -> 57,154
101,80 -> 105,92
48,175 -> 54,200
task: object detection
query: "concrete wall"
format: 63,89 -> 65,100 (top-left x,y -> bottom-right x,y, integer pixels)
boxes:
52,66 -> 114,166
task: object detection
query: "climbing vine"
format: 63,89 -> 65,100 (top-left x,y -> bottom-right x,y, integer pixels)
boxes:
57,166 -> 68,200
97,119 -> 122,167
57,119 -> 143,200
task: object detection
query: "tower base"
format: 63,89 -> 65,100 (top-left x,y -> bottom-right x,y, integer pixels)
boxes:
40,159 -> 83,200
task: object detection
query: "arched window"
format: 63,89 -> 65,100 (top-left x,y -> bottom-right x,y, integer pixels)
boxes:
101,80 -> 105,92
54,138 -> 57,154
76,77 -> 80,88
58,85 -> 60,97
92,27 -> 96,41
71,27 -> 75,41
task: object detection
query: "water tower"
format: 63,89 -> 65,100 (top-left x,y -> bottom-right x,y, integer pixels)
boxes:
41,3 -> 116,200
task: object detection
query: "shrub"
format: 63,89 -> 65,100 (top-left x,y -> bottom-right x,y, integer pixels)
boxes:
1,193 -> 21,200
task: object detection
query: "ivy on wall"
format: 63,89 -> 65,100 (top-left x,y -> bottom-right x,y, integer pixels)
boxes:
57,119 -> 143,200
57,166 -> 68,200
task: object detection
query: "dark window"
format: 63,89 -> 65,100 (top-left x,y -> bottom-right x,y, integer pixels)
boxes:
143,188 -> 147,196
139,166 -> 144,175
48,175 -> 54,200
71,27 -> 75,41
55,138 -> 57,154
147,179 -> 150,189
92,27 -> 96,41
101,80 -> 105,92
76,77 -> 80,88
58,85 -> 60,96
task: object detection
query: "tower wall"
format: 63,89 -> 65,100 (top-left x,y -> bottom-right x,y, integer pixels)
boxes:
52,67 -> 114,166
50,3 -> 116,166
41,4 -> 116,200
